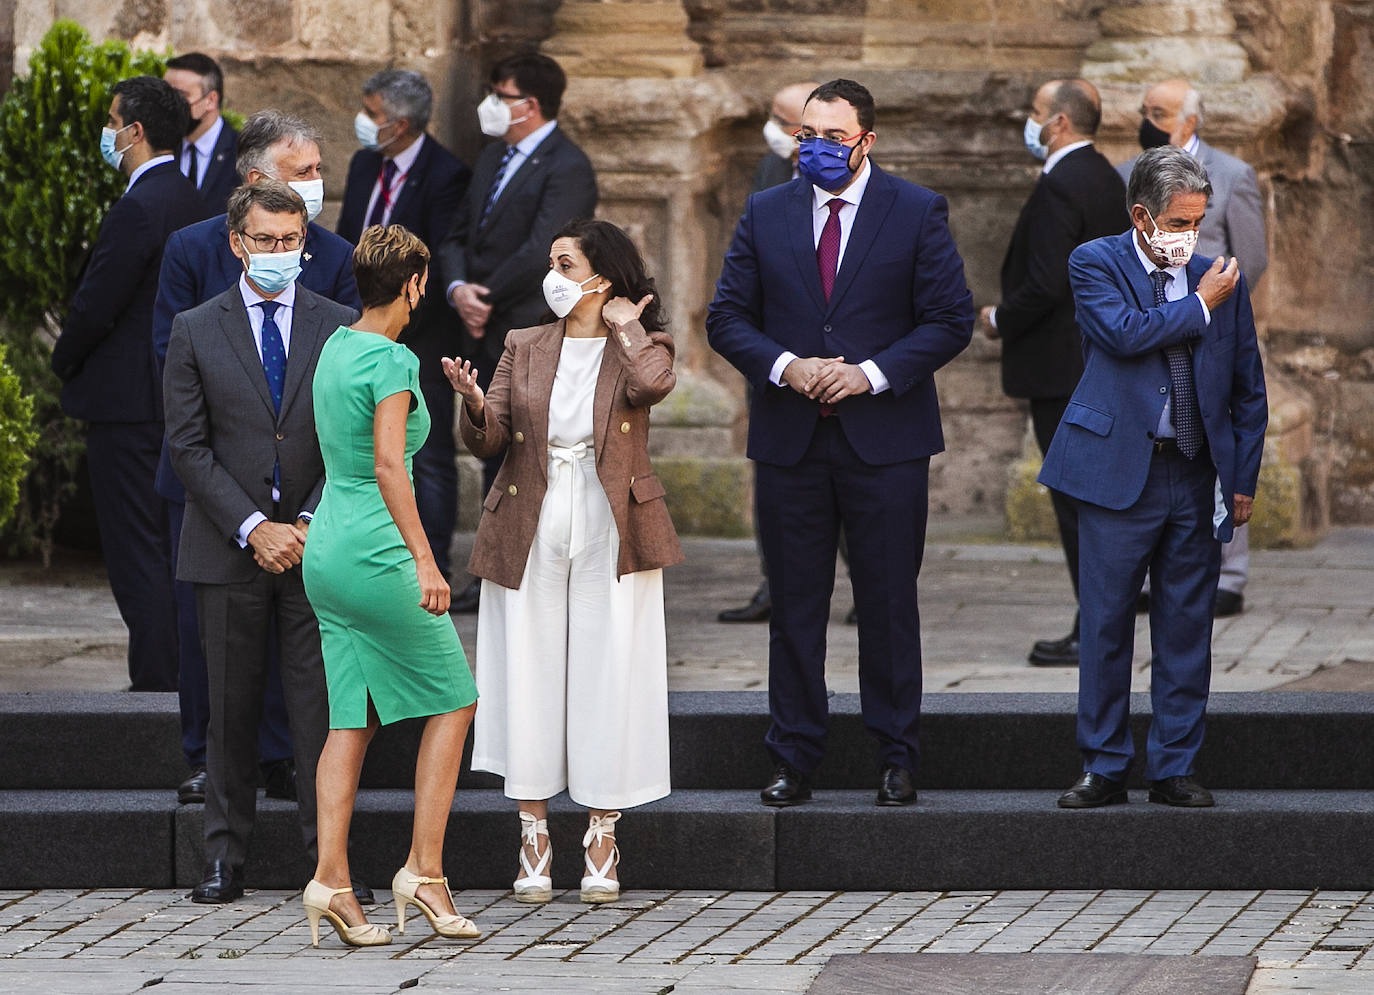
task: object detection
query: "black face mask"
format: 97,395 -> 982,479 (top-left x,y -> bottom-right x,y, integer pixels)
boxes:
1138,117 -> 1171,150
185,116 -> 203,137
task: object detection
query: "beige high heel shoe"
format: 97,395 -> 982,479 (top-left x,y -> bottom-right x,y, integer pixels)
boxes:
580,811 -> 622,904
391,866 -> 481,939
302,879 -> 391,948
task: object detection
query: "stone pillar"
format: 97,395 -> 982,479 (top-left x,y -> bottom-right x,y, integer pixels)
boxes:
546,1 -> 752,535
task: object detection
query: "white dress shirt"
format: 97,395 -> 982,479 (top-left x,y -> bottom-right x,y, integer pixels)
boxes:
234,275 -> 300,547
1130,234 -> 1211,440
768,157 -> 890,394
180,115 -> 224,190
362,132 -> 426,228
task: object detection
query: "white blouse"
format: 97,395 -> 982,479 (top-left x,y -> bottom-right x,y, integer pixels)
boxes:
547,336 -> 606,448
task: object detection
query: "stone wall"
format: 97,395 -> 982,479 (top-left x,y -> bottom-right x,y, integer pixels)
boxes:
8,0 -> 1373,532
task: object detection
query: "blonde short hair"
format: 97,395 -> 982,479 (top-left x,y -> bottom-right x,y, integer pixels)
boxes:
352,224 -> 430,310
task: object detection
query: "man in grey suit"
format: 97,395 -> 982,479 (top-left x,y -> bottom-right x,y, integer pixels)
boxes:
164,181 -> 358,903
1119,78 -> 1267,618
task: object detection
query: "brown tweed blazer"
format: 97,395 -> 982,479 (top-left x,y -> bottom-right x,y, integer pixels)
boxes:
458,317 -> 684,590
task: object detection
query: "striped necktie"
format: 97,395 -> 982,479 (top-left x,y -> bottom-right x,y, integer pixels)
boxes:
1152,269 -> 1202,458
480,145 -> 519,227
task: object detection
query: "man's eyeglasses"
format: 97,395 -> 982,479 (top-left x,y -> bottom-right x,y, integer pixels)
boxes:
486,86 -> 529,103
793,128 -> 868,146
238,231 -> 305,252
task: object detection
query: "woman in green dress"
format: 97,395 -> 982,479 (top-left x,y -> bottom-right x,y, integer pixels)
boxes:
301,224 -> 479,948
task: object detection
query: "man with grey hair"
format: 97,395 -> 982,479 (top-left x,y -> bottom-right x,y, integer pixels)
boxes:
1120,77 -> 1267,617
164,180 -> 358,903
1040,145 -> 1266,811
152,110 -> 361,835
339,68 -> 471,583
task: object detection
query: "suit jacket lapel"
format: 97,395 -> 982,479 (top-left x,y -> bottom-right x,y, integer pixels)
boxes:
1114,230 -> 1154,310
786,180 -> 826,314
482,129 -> 557,232
278,290 -> 328,423
202,126 -> 236,197
388,137 -> 429,226
525,322 -> 562,480
219,293 -> 277,418
592,336 -> 622,461
827,167 -> 895,315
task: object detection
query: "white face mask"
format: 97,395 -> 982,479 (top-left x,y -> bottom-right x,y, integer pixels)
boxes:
762,119 -> 797,160
1022,114 -> 1048,161
477,92 -> 529,139
287,178 -> 324,222
1143,207 -> 1199,268
542,269 -> 603,318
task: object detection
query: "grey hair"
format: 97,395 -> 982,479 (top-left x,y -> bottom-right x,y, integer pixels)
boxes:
362,68 -> 432,132
1182,86 -> 1205,129
226,178 -> 307,232
236,109 -> 321,181
1127,145 -> 1212,218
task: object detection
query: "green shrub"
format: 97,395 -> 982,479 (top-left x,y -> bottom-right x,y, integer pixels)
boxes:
0,343 -> 37,529
0,20 -> 165,563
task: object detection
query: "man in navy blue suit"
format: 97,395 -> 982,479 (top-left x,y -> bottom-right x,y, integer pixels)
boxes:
338,68 -> 471,581
708,79 -> 974,808
153,110 -> 362,813
1040,145 -> 1266,809
164,53 -> 238,216
51,75 -> 207,692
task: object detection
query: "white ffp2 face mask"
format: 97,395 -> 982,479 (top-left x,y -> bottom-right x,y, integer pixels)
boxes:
542,269 -> 604,318
763,119 -> 796,160
1144,208 -> 1199,268
477,93 -> 530,139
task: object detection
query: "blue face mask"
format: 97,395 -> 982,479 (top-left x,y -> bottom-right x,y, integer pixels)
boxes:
1022,115 -> 1048,160
797,133 -> 866,192
100,123 -> 134,171
240,243 -> 303,295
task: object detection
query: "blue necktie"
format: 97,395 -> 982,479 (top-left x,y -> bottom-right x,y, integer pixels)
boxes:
480,145 -> 518,228
1152,270 -> 1202,458
259,300 -> 287,496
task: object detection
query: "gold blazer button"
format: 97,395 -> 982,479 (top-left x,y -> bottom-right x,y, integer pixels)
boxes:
507,484 -> 518,495
620,422 -> 631,434
514,431 -> 525,443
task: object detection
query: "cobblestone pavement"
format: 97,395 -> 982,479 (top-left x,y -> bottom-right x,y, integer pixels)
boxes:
3,887 -> 1374,992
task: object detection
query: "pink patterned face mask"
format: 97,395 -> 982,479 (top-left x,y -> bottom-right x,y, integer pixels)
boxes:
1144,207 -> 1199,268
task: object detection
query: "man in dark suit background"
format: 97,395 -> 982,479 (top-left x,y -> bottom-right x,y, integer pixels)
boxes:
707,79 -> 974,809
338,68 -> 471,582
164,53 -> 238,216
438,52 -> 597,613
979,78 -> 1128,667
153,110 -> 361,811
164,181 -> 358,903
1040,146 -> 1266,810
50,75 -> 207,692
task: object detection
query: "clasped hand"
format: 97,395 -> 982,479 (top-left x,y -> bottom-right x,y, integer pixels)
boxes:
249,520 -> 307,574
782,356 -> 871,404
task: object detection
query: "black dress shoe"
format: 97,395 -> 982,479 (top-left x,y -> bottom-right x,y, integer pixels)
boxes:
719,584 -> 771,623
876,764 -> 917,806
845,606 -> 858,625
1148,775 -> 1214,807
191,861 -> 244,903
177,767 -> 207,805
262,759 -> 297,801
351,877 -> 375,905
760,763 -> 811,807
1028,633 -> 1079,667
1215,590 -> 1244,618
1057,771 -> 1127,809
450,578 -> 481,614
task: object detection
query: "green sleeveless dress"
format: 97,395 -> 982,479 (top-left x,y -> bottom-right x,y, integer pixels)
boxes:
304,327 -> 476,728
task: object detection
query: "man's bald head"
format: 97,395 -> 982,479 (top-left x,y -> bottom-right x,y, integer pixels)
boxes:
771,82 -> 821,133
1047,78 -> 1102,139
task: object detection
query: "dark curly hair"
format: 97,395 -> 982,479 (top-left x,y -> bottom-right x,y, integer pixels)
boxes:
552,218 -> 666,332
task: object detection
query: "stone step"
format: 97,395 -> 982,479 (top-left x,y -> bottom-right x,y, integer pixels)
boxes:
4,691 -> 1373,790
4,787 -> 1374,892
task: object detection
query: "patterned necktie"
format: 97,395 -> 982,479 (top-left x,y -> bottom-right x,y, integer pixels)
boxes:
185,142 -> 199,188
480,145 -> 519,227
817,198 -> 844,301
1152,269 -> 1202,458
258,300 -> 287,415
366,159 -> 397,228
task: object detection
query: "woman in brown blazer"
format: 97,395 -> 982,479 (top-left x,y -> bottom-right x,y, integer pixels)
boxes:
443,218 -> 681,906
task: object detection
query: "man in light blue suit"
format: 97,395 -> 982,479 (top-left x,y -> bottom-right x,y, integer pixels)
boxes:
708,79 -> 973,809
1039,146 -> 1266,810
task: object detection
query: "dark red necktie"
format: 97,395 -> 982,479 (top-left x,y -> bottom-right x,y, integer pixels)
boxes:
367,159 -> 397,228
817,198 -> 844,300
